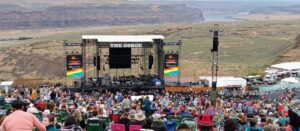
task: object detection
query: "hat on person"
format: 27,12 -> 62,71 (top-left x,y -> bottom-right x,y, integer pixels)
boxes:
197,114 -> 214,126
153,113 -> 161,121
266,104 -> 272,108
134,111 -> 146,121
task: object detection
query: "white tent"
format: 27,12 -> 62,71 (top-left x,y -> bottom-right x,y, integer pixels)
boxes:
271,62 -> 300,71
199,76 -> 247,87
280,77 -> 300,84
0,81 -> 13,94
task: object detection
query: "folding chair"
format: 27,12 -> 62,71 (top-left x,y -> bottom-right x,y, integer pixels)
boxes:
87,119 -> 104,131
99,117 -> 110,128
57,109 -> 69,123
168,115 -> 182,127
111,124 -> 125,131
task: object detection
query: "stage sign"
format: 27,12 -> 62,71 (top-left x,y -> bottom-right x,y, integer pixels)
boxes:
66,55 -> 83,78
164,54 -> 179,76
97,42 -> 153,48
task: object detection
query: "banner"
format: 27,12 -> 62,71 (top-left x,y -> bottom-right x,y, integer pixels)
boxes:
164,54 -> 179,76
66,55 -> 83,78
98,42 -> 153,48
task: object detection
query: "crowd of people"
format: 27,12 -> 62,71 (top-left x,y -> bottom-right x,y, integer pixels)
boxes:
0,85 -> 300,131
108,74 -> 161,87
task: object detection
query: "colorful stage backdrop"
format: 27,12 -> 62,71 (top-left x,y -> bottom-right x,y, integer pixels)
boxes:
164,54 -> 179,76
66,55 -> 83,78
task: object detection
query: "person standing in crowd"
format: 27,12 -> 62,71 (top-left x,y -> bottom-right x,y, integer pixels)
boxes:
204,101 -> 216,117
121,95 -> 131,110
50,89 -> 56,101
1,100 -> 46,131
31,87 -> 37,101
107,94 -> 114,110
244,102 -> 255,118
143,96 -> 152,116
118,112 -> 131,131
162,95 -> 169,109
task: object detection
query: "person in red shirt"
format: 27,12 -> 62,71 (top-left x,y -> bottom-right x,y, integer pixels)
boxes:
1,100 -> 46,131
277,103 -> 284,116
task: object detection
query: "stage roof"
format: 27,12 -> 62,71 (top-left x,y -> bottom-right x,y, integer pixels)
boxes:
271,62 -> 300,71
82,35 -> 165,43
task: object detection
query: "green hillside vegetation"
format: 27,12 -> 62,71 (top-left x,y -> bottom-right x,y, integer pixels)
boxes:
0,20 -> 299,80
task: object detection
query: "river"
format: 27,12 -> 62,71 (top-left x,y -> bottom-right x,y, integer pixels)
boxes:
203,12 -> 249,22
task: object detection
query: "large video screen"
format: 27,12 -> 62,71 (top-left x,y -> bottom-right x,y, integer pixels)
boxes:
164,54 -> 179,76
109,48 -> 131,69
66,55 -> 83,78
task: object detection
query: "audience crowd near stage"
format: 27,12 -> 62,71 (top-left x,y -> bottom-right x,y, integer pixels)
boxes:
0,84 -> 300,131
87,74 -> 162,87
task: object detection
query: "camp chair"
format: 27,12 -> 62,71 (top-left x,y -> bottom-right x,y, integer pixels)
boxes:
111,124 -> 125,131
181,115 -> 194,120
87,119 -> 104,131
57,109 -> 69,123
3,104 -> 11,110
129,125 -> 142,131
165,121 -> 176,131
33,112 -> 43,122
110,114 -> 120,123
152,121 -> 167,131
168,115 -> 182,127
99,117 -> 110,128
182,118 -> 197,131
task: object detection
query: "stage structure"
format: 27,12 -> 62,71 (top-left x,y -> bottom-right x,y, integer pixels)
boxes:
64,35 -> 182,90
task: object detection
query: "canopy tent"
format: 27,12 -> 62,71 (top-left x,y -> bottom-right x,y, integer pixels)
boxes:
271,62 -> 300,71
280,77 -> 300,84
0,81 -> 13,86
199,76 -> 247,87
0,81 -> 14,94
